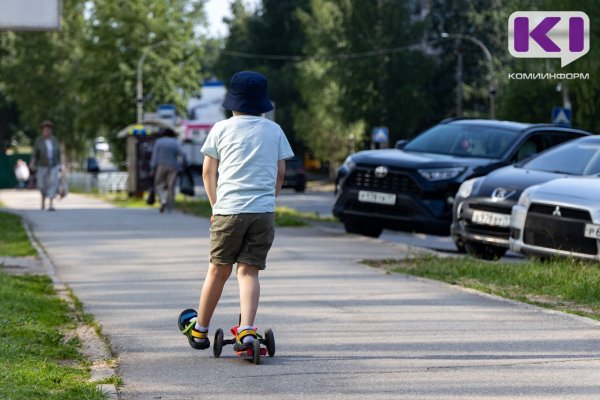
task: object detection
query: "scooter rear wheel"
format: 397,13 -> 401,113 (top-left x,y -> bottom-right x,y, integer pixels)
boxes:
213,329 -> 224,358
252,339 -> 261,365
264,328 -> 275,357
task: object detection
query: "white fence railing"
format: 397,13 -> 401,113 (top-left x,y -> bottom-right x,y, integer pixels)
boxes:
68,172 -> 128,194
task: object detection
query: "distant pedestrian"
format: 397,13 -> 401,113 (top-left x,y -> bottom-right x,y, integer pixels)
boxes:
30,120 -> 61,211
14,159 -> 30,189
178,71 -> 294,352
150,128 -> 185,213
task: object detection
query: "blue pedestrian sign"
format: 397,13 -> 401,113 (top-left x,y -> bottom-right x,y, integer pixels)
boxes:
372,127 -> 389,144
552,107 -> 572,127
158,104 -> 177,117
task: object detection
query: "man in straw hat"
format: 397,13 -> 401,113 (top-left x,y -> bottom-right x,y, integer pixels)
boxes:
30,120 -> 61,211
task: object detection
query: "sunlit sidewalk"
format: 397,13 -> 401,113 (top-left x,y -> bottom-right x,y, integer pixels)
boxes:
0,189 -> 116,211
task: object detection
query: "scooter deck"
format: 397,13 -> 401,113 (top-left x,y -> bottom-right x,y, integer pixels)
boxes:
235,347 -> 267,358
221,338 -> 267,358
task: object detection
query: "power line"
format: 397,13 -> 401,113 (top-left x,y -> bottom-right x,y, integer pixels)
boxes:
220,39 -> 445,61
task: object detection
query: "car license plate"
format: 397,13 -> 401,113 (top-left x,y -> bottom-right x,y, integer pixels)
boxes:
358,190 -> 396,205
584,224 -> 600,239
471,210 -> 511,227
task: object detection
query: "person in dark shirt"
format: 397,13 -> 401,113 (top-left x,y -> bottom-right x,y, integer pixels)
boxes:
150,128 -> 185,213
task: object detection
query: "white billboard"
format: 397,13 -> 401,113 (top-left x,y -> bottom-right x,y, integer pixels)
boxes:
0,0 -> 62,31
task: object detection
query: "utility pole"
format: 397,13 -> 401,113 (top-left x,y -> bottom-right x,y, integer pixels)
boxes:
455,40 -> 463,117
441,32 -> 495,119
136,41 -> 168,124
375,0 -> 388,149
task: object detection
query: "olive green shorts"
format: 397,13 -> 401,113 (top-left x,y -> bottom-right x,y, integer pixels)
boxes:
209,213 -> 275,270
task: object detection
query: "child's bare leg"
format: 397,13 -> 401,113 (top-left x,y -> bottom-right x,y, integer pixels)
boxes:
197,263 -> 233,327
237,262 -> 260,327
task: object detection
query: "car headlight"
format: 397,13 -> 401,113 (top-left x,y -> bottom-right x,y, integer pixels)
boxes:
456,178 -> 480,199
337,156 -> 355,182
517,185 -> 540,207
342,156 -> 355,170
418,167 -> 466,181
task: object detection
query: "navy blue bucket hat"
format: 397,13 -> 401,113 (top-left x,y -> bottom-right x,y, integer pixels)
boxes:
222,71 -> 274,115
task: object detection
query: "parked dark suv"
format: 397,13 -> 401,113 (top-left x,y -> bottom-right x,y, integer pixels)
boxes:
333,119 -> 590,238
283,156 -> 307,192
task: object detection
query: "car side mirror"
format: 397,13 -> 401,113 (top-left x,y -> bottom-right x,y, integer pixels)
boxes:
518,152 -> 536,162
395,140 -> 408,150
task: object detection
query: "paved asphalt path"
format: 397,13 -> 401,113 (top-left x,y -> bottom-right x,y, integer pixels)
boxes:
2,190 -> 600,399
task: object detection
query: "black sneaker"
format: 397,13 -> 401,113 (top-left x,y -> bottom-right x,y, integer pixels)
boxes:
178,309 -> 210,350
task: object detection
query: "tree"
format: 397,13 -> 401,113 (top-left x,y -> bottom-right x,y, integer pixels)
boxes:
556,0 -> 600,132
79,0 -> 207,163
1,0 -> 208,164
427,0 -> 523,119
498,0 -> 600,131
215,0 -> 311,151
0,35 -> 32,153
1,0 -> 88,156
294,0 -> 436,175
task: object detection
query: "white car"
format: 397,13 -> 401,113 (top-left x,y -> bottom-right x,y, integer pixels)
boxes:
510,176 -> 600,261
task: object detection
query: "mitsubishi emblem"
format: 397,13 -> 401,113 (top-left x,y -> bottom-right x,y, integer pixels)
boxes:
552,206 -> 562,217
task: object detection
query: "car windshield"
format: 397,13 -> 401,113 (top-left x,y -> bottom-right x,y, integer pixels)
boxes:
523,140 -> 600,175
404,124 -> 520,159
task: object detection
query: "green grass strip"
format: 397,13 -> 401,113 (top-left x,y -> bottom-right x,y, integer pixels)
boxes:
0,212 -> 37,257
0,271 -> 105,399
97,192 -> 337,227
365,255 -> 600,320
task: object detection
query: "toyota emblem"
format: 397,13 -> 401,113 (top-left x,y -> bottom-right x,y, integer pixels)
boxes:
374,166 -> 388,178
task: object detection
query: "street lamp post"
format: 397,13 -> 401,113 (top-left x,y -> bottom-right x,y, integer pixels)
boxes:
136,41 -> 168,124
441,33 -> 496,119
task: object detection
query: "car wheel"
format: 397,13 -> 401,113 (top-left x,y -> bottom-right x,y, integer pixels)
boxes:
465,241 -> 507,261
344,220 -> 383,238
344,220 -> 362,234
295,182 -> 306,192
454,238 -> 467,254
361,225 -> 383,238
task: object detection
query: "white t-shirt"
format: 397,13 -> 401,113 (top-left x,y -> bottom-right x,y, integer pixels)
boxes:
201,115 -> 294,214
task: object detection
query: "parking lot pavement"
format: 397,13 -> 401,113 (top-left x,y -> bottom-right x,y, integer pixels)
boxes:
276,188 -> 524,260
2,189 -> 600,399
276,189 -> 335,217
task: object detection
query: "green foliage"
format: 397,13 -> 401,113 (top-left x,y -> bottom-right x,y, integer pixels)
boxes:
498,63 -> 562,123
79,0 -> 206,163
498,1 -> 600,130
0,0 -> 208,163
0,0 -> 88,154
0,212 -> 37,257
556,0 -> 600,132
215,0 -> 310,151
2,0 -> 600,168
0,272 -> 104,399
427,0 -> 523,118
0,90 -> 34,153
293,0 -> 437,175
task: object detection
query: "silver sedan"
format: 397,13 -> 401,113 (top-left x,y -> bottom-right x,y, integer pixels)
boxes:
510,176 -> 600,261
